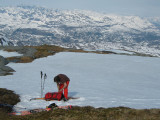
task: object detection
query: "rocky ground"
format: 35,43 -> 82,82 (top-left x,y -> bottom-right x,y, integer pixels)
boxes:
0,56 -> 15,76
0,46 -> 37,76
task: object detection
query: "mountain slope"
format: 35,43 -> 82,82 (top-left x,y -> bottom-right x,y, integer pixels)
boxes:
0,34 -> 13,46
0,6 -> 160,56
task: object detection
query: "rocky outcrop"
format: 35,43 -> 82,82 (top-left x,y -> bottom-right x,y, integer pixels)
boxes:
0,46 -> 37,76
0,88 -> 20,112
1,46 -> 37,57
0,56 -> 15,76
0,55 -> 9,65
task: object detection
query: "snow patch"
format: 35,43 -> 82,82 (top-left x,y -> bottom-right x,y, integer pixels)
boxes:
0,50 -> 23,57
0,51 -> 160,110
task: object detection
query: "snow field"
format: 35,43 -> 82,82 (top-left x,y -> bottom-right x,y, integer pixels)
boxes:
0,51 -> 160,110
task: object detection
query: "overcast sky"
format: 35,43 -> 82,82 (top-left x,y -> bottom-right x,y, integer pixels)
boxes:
0,0 -> 160,17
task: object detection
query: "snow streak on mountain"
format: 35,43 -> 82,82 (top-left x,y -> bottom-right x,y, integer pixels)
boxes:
0,6 -> 160,56
0,34 -> 13,46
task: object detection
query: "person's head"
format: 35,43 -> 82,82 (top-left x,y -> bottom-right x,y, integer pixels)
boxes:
54,76 -> 60,83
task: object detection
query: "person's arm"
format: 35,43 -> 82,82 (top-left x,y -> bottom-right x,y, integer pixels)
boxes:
58,82 -> 67,92
57,83 -> 60,91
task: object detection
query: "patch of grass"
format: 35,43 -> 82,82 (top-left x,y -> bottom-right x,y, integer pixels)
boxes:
32,45 -> 64,59
7,56 -> 33,63
4,45 -> 115,63
1,106 -> 160,120
0,98 -> 160,120
5,45 -> 65,63
19,56 -> 33,63
2,49 -> 17,52
2,45 -> 157,64
0,88 -> 20,112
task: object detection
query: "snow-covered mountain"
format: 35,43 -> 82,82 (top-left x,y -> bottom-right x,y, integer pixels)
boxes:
0,6 -> 160,56
0,34 -> 14,46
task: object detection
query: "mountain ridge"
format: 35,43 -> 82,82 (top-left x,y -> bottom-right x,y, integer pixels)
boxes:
0,6 -> 160,56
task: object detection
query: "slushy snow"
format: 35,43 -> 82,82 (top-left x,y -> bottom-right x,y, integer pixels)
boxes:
0,51 -> 160,110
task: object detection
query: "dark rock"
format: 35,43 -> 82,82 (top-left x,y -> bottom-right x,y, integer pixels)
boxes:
0,66 -> 15,76
0,66 -> 15,72
0,88 -> 20,112
0,56 -> 9,66
0,56 -> 15,76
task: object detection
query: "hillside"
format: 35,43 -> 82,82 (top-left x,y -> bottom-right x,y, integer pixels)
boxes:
0,34 -> 13,46
1,45 -> 160,109
0,46 -> 160,120
0,6 -> 160,56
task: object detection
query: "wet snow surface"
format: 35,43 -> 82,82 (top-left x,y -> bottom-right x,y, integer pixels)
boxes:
1,51 -> 160,110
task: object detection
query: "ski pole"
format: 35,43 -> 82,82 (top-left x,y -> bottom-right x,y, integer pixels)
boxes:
40,71 -> 43,98
42,73 -> 47,97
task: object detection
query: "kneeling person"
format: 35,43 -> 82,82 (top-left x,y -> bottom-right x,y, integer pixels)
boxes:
54,74 -> 70,100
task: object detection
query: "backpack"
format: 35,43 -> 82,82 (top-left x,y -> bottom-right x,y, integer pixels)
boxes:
45,92 -> 62,101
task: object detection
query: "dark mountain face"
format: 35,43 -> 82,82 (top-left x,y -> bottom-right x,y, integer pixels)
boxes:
0,35 -> 14,46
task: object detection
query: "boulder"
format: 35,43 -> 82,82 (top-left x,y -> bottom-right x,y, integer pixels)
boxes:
0,56 -> 15,76
0,55 -> 9,66
0,66 -> 15,76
